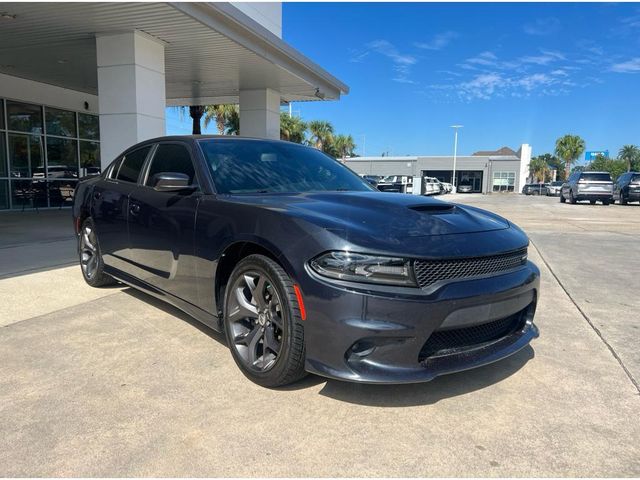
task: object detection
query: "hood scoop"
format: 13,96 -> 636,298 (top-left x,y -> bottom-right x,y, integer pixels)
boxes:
408,203 -> 456,214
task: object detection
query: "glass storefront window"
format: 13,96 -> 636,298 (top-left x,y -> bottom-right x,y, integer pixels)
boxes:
493,171 -> 516,192
46,137 -> 79,178
78,113 -> 99,140
0,137 -> 6,177
46,107 -> 77,138
80,141 -> 101,176
7,101 -> 43,135
0,180 -> 8,210
8,134 -> 43,178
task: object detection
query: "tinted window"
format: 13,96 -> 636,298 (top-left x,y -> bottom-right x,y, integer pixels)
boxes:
581,173 -> 611,182
7,101 -> 43,134
631,174 -> 640,184
145,144 -> 195,186
45,107 -> 77,137
116,146 -> 151,183
199,139 -> 373,194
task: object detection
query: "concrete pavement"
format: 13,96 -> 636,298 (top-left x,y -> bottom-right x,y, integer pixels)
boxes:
0,197 -> 639,476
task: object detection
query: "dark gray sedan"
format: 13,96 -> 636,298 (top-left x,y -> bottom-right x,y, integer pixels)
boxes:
73,136 -> 540,387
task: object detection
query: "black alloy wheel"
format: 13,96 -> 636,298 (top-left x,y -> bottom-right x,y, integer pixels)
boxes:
79,218 -> 115,287
223,254 -> 306,387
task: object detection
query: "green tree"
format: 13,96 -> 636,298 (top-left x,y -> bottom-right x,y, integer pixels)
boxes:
588,154 -> 627,181
308,120 -> 334,152
173,105 -> 206,134
333,134 -> 356,162
555,134 -> 586,179
618,145 -> 640,172
529,156 -> 551,182
535,153 -> 565,180
280,113 -> 307,143
204,105 -> 239,135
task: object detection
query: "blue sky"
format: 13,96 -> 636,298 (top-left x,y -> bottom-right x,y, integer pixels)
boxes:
168,2 -> 640,161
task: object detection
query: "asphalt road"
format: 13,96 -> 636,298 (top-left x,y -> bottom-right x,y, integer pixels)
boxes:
0,194 -> 639,476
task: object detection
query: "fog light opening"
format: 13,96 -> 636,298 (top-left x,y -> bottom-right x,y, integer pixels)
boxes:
350,341 -> 376,358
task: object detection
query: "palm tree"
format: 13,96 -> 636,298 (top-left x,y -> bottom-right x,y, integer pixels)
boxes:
618,145 -> 640,172
529,156 -> 550,182
204,105 -> 239,135
308,120 -> 334,152
280,113 -> 307,143
172,105 -> 206,134
555,134 -> 586,179
333,134 -> 356,162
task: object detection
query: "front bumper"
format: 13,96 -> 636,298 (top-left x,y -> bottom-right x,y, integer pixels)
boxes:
300,262 -> 540,384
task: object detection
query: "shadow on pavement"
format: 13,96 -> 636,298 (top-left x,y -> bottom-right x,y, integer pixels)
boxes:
121,285 -> 535,405
122,287 -> 227,347
317,345 -> 535,407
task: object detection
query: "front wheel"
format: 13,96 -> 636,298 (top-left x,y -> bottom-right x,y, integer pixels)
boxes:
223,254 -> 307,387
78,218 -> 116,287
560,193 -> 566,203
621,192 -> 628,205
569,190 -> 577,204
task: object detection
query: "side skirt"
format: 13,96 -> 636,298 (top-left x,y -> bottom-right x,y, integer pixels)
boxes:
104,265 -> 222,332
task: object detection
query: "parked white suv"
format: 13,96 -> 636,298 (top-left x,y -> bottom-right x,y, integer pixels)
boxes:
423,177 -> 442,196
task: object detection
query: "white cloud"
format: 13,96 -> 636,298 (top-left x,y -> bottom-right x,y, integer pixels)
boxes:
523,17 -> 561,36
414,31 -> 459,51
610,58 -> 640,73
364,39 -> 419,83
466,51 -> 498,66
519,50 -> 565,65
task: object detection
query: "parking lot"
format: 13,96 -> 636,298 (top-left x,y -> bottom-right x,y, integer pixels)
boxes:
1,194 -> 639,476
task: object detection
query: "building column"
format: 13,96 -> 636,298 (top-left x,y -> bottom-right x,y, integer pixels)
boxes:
96,31 -> 166,168
239,88 -> 280,139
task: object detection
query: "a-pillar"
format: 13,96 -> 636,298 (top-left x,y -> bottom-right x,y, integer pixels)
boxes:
96,31 -> 166,169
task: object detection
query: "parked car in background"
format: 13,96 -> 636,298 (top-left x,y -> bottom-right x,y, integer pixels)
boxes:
613,172 -> 640,205
360,174 -> 382,189
522,183 -> 548,196
545,181 -> 564,196
439,181 -> 453,193
457,181 -> 473,193
72,136 -> 540,387
560,171 -> 613,205
423,177 -> 442,196
377,175 -> 414,194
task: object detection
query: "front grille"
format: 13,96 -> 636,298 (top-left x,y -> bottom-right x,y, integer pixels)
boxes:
418,310 -> 526,362
413,248 -> 527,289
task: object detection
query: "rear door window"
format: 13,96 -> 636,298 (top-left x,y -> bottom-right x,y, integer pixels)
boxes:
145,143 -> 196,186
116,146 -> 152,183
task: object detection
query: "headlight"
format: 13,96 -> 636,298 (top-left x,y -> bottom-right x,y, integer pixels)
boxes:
309,251 -> 416,286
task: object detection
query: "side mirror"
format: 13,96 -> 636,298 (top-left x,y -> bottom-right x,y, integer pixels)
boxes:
151,172 -> 196,192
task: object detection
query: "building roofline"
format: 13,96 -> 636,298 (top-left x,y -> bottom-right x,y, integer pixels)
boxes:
169,2 -> 349,97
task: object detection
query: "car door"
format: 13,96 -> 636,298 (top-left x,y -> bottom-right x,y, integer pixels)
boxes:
127,141 -> 200,306
92,145 -> 153,276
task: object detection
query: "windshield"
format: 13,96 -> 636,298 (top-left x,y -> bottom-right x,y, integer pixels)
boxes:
198,139 -> 374,194
551,181 -> 564,186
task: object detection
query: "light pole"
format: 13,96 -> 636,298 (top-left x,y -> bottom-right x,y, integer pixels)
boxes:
450,125 -> 463,192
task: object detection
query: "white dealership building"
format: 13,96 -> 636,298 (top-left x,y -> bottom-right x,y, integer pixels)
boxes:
0,2 -> 348,210
345,145 -> 532,194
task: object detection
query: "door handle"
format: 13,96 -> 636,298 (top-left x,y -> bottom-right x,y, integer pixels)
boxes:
93,191 -> 101,200
129,203 -> 141,215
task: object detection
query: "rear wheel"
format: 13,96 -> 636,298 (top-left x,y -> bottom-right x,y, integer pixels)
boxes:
621,192 -> 628,205
569,190 -> 577,204
590,200 -> 596,205
560,193 -> 566,203
79,219 -> 116,287
223,254 -> 306,387
603,199 -> 610,205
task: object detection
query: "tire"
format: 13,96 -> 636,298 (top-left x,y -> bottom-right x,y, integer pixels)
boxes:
78,218 -> 116,287
223,254 -> 307,387
560,194 -> 566,203
569,190 -> 577,204
603,199 -> 610,206
621,192 -> 628,205
590,200 -> 596,205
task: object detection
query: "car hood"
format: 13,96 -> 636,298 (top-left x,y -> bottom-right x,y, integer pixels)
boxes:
227,191 -> 510,239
